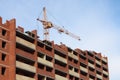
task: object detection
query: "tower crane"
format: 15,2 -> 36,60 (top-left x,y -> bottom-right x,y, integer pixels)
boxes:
37,7 -> 80,41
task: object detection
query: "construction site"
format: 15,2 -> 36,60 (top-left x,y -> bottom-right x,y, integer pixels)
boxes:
0,10 -> 109,80
0,3 -> 110,80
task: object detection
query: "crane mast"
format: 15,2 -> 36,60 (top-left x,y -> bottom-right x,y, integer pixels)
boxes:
42,7 -> 50,40
37,7 -> 80,41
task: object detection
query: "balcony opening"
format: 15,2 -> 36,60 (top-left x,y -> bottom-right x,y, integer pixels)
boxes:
16,43 -> 35,53
38,75 -> 45,80
96,70 -> 102,75
68,57 -> 72,61
89,67 -> 95,72
38,63 -> 45,69
80,70 -> 87,76
2,41 -> 6,48
2,29 -> 7,36
80,54 -> 86,60
16,31 -> 35,43
89,75 -> 95,79
38,52 -> 45,58
73,51 -> 78,56
55,60 -> 66,67
37,41 -> 44,48
46,56 -> 53,62
2,53 -> 6,61
55,50 -> 66,58
87,51 -> 94,57
95,61 -> 101,66
45,46 -> 52,52
69,75 -> 74,80
74,60 -> 78,64
80,62 -> 87,68
1,67 -> 6,75
46,66 -> 53,72
55,70 -> 67,77
102,60 -> 107,65
73,52 -> 78,56
74,68 -> 78,73
69,65 -> 73,70
103,74 -> 108,78
43,40 -> 52,46
25,31 -> 35,38
96,63 -> 101,68
75,77 -> 79,80
68,47 -> 73,52
103,67 -> 108,72
88,59 -> 94,64
16,55 -> 35,66
95,56 -> 100,61
97,78 -> 102,80
16,68 -> 35,78
47,77 -> 54,80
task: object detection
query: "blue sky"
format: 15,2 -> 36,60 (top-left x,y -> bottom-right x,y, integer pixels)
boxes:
0,0 -> 120,80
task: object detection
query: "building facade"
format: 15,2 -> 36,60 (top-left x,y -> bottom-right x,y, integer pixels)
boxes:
0,17 -> 109,80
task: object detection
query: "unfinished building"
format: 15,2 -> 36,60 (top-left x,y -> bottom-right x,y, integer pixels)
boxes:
0,17 -> 109,80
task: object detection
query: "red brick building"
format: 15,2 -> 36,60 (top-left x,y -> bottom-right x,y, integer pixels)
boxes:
0,17 -> 109,80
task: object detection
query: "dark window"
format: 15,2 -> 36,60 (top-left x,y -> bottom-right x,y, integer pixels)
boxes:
95,56 -> 100,61
55,50 -> 66,58
69,75 -> 74,80
89,67 -> 95,72
103,74 -> 108,78
73,51 -> 77,56
74,68 -> 78,73
68,57 -> 72,61
2,29 -> 7,36
69,65 -> 73,70
55,60 -> 66,67
103,67 -> 108,72
16,68 -> 35,78
46,77 -> 54,80
80,54 -> 86,60
2,53 -> 6,61
45,46 -> 52,52
96,63 -> 101,68
88,59 -> 94,64
38,75 -> 45,80
37,41 -> 44,48
102,60 -> 107,65
96,70 -> 102,75
89,75 -> 95,79
74,60 -> 78,64
38,63 -> 45,69
1,67 -> 6,75
2,41 -> 6,48
55,70 -> 67,77
38,52 -> 44,58
46,66 -> 53,72
75,77 -> 79,80
46,56 -> 52,62
87,51 -> 94,57
16,55 -> 35,66
80,70 -> 87,76
97,78 -> 102,80
80,62 -> 87,68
